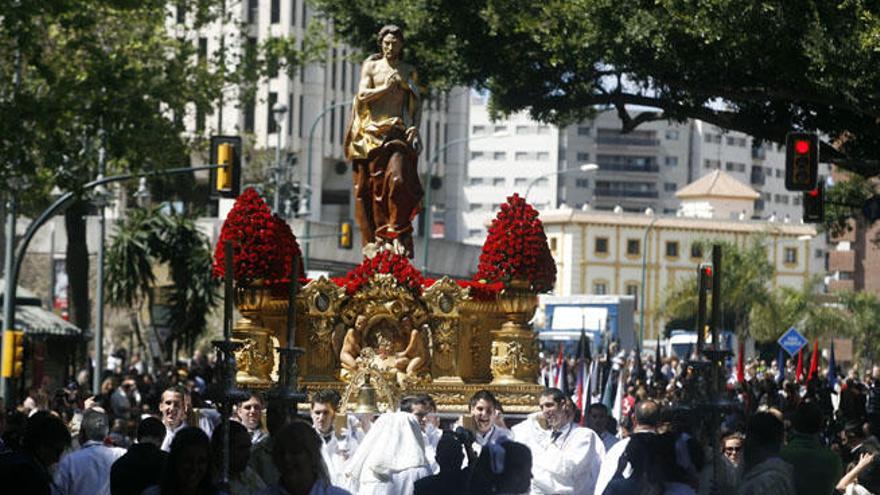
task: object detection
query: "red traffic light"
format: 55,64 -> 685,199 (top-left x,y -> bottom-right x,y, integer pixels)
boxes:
795,139 -> 810,154
702,266 -> 712,277
808,188 -> 819,197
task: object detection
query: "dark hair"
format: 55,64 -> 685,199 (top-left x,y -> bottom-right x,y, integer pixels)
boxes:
161,427 -> 213,495
311,389 -> 341,410
469,390 -> 500,410
81,409 -> 110,442
272,421 -> 330,484
163,384 -> 189,398
137,417 -> 166,442
540,388 -> 566,404
743,412 -> 784,470
791,401 -> 823,434
399,394 -> 431,412
634,399 -> 661,427
23,411 -> 70,454
588,403 -> 609,414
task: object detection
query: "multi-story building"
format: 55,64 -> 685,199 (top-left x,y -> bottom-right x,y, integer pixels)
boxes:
541,171 -> 821,339
175,1 -> 469,232
461,104 -> 826,245
826,173 -> 880,295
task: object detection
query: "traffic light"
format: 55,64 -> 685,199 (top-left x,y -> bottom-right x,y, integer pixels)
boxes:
210,135 -> 242,198
785,132 -> 819,191
339,221 -> 353,249
698,263 -> 713,291
1,330 -> 24,378
802,182 -> 825,223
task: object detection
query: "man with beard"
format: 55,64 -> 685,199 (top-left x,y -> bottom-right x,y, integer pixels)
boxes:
512,388 -> 604,494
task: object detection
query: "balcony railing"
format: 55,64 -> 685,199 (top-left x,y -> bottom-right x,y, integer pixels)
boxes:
594,189 -> 659,199
598,163 -> 660,173
596,136 -> 660,147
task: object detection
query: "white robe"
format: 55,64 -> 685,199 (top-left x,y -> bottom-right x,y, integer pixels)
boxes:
343,412 -> 430,495
512,413 -> 605,495
320,415 -> 364,488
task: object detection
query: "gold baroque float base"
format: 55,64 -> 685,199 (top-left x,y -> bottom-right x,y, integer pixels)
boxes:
297,379 -> 544,415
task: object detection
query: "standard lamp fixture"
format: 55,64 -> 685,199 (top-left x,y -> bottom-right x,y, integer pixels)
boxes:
134,177 -> 151,208
524,163 -> 599,201
797,234 -> 813,241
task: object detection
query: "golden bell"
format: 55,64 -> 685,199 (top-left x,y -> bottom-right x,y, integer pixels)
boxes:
353,383 -> 379,414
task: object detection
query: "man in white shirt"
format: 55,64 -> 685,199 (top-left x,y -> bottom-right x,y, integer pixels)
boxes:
593,399 -> 661,495
159,384 -> 219,451
512,388 -> 605,494
586,403 -> 619,452
54,409 -> 127,495
310,389 -> 363,487
465,390 -> 511,460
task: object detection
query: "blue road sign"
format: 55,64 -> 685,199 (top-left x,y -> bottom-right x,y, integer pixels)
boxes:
778,327 -> 809,357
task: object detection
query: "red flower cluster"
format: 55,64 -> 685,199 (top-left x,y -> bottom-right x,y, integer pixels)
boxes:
212,187 -> 303,283
342,249 -> 425,295
474,193 -> 557,292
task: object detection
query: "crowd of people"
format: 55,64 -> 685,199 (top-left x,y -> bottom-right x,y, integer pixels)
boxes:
1,347 -> 879,495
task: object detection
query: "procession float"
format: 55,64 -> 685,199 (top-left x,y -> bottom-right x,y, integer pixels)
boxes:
213,188 -> 556,413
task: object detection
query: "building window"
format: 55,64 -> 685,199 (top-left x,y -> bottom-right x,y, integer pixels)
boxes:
784,247 -> 798,264
493,151 -> 507,161
271,0 -> 280,23
625,283 -> 639,309
665,156 -> 678,166
515,125 -> 533,135
494,125 -> 507,133
665,130 -> 679,140
469,177 -> 484,185
514,178 -> 528,187
595,237 -> 608,254
704,159 -> 720,169
472,125 -> 487,135
536,152 -> 550,161
468,229 -> 483,237
469,203 -> 483,212
626,239 -> 640,256
575,178 -> 589,188
592,281 -> 608,295
515,152 -> 530,161
665,241 -> 679,258
493,178 -> 505,186
691,244 -> 702,258
470,151 -> 485,160
576,152 -> 590,162
247,0 -> 259,23
537,125 -> 552,135
664,182 -> 677,192
577,126 -> 591,136
725,162 -> 746,172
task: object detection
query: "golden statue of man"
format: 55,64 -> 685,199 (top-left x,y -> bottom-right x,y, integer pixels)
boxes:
344,25 -> 423,257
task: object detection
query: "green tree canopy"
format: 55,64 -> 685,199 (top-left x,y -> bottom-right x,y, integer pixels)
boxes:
314,0 -> 880,176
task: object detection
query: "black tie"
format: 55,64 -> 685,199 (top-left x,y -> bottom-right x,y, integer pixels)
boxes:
323,433 -> 332,444
551,430 -> 562,443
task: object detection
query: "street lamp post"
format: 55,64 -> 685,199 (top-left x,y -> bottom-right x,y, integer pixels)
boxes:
524,163 -> 599,202
303,101 -> 350,273
638,215 -> 659,349
271,102 -> 288,215
92,128 -> 111,394
420,132 -> 510,273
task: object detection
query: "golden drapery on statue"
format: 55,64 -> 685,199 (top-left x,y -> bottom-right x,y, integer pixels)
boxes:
344,25 -> 424,258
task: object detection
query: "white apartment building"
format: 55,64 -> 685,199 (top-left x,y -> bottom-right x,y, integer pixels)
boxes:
462,104 -> 826,245
172,1 -> 469,231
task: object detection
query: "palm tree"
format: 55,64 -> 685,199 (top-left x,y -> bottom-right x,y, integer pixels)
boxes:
106,206 -> 218,364
838,291 -> 880,363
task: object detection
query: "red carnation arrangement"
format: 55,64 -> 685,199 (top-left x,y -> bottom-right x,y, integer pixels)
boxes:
212,187 -> 302,284
343,247 -> 425,295
474,193 -> 557,292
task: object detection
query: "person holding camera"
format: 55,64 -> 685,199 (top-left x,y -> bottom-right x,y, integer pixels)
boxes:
512,387 -> 605,495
